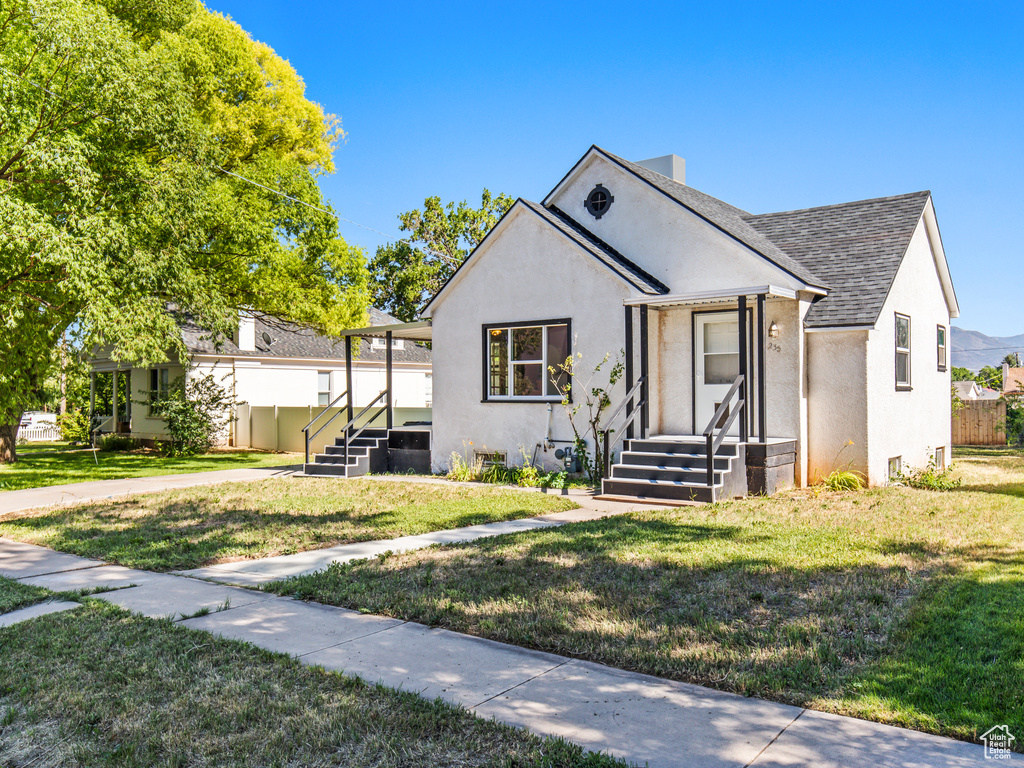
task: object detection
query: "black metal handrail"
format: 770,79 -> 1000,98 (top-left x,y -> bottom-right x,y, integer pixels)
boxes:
336,389 -> 389,468
702,374 -> 745,487
302,389 -> 348,465
600,376 -> 647,479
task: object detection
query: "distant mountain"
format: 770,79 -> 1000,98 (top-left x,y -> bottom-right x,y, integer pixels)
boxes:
951,327 -> 1024,371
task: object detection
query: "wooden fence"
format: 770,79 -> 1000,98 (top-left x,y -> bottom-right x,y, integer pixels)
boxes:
953,400 -> 1006,445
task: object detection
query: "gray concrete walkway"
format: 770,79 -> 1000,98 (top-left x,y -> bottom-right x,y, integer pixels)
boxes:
177,503 -> 639,586
0,537 -> 988,767
0,464 -> 302,516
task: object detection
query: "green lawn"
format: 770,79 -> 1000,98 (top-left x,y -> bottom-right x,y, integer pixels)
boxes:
0,576 -> 54,614
0,448 -> 299,492
265,451 -> 1024,748
12,441 -> 80,455
0,593 -> 621,768
0,479 -> 577,571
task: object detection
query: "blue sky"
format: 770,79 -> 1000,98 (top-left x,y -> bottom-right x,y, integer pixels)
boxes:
212,0 -> 1023,337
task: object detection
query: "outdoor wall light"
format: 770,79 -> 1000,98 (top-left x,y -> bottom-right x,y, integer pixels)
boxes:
768,321 -> 780,338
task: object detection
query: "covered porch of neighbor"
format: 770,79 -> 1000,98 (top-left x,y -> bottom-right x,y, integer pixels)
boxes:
301,319 -> 434,478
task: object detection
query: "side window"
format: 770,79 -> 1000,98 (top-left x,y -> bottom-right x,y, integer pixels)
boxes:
895,313 -> 911,389
936,325 -> 947,372
484,321 -> 571,401
317,371 -> 331,406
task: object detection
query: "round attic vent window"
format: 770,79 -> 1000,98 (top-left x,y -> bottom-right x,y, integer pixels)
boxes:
584,184 -> 613,219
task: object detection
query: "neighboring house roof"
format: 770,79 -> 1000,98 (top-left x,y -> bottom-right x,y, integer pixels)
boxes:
182,307 -> 432,364
524,201 -> 669,295
979,388 -> 1003,400
953,380 -> 981,400
744,192 -> 932,328
1004,367 -> 1024,395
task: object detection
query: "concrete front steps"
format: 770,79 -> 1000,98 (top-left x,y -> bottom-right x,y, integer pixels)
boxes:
304,428 -> 389,478
600,436 -> 746,504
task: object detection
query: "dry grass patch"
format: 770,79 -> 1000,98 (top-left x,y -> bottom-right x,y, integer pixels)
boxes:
0,599 -> 622,767
0,478 -> 577,571
267,452 -> 1024,747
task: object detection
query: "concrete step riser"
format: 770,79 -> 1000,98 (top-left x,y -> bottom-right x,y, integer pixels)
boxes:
620,452 -> 730,470
601,479 -> 716,503
626,440 -> 738,457
323,446 -> 369,457
611,466 -> 722,484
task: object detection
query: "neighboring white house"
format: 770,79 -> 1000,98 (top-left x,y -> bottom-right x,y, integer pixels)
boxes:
422,145 -> 958,498
89,308 -> 432,448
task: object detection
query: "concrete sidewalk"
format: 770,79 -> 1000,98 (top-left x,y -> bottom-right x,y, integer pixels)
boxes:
0,464 -> 302,516
0,537 -> 987,768
177,503 -> 641,586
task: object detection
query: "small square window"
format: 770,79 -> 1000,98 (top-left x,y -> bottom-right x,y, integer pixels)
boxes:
474,450 -> 506,467
888,456 -> 902,480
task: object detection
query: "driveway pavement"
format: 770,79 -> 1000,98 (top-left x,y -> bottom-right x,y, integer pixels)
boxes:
0,536 -> 989,768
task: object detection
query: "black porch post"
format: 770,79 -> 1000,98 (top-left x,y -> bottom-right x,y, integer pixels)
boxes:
738,295 -> 749,442
624,305 -> 634,440
757,294 -> 767,443
639,304 -> 649,439
344,335 -> 354,423
385,330 -> 394,430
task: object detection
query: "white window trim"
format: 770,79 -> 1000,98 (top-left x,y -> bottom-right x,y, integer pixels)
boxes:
483,320 -> 571,402
317,371 -> 331,407
895,313 -> 911,389
937,324 -> 947,372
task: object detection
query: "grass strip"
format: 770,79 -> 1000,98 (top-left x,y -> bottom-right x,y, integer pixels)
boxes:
0,478 -> 577,571
0,449 -> 298,492
0,600 -> 623,767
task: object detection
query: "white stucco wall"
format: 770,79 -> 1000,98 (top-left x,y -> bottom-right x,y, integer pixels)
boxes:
192,358 -> 431,410
427,205 -> 636,473
864,218 -> 952,481
546,154 -> 807,294
806,329 -> 870,482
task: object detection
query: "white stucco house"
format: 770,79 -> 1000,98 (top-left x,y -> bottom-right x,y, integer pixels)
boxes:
421,145 -> 958,501
89,308 -> 432,448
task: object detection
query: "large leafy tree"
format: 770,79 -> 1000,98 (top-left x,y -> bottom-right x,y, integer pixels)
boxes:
369,189 -> 513,321
0,0 -> 368,461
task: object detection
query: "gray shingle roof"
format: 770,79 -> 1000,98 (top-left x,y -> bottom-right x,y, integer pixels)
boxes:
522,200 -> 669,295
596,147 -> 828,290
743,191 -> 930,328
181,308 -> 431,364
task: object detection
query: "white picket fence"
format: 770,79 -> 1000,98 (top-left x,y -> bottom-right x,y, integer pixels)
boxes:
19,423 -> 62,442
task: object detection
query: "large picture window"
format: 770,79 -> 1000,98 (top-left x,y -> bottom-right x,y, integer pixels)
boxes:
484,320 -> 571,400
895,313 -> 911,389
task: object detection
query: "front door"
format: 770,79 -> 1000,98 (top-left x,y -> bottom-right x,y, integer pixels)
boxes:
694,312 -> 740,436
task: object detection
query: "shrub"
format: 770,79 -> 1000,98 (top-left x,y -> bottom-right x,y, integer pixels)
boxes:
820,469 -> 865,492
446,451 -> 480,482
58,409 -> 91,444
157,372 -> 237,457
100,434 -> 137,452
896,459 -> 962,491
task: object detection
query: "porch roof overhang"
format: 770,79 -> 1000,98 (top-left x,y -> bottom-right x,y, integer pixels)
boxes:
335,320 -> 432,341
623,284 -> 822,309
